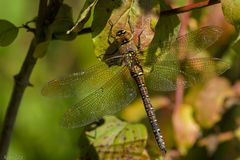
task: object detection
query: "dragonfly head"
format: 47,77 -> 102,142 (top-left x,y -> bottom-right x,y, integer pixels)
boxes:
115,29 -> 133,45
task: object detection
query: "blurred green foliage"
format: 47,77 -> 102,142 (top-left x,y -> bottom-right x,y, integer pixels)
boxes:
0,1 -> 96,160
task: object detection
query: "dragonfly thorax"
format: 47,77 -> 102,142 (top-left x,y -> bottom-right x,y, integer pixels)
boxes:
115,29 -> 133,46
123,51 -> 140,67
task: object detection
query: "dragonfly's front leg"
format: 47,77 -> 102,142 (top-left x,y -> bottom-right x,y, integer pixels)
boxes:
107,20 -> 115,44
137,29 -> 144,50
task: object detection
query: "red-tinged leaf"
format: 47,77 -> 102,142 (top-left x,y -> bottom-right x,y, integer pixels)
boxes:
92,0 -> 161,59
233,81 -> 240,97
194,78 -> 234,128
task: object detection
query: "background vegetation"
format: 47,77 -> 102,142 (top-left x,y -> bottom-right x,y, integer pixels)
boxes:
0,0 -> 239,160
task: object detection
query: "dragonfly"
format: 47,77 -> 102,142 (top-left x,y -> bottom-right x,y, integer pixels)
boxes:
42,25 -> 229,154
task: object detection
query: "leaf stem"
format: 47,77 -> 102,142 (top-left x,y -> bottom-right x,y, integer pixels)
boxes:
19,24 -> 36,33
0,0 -> 63,158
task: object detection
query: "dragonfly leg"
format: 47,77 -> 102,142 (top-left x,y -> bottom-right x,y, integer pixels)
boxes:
107,20 -> 115,44
137,29 -> 144,50
97,49 -> 118,59
104,53 -> 124,66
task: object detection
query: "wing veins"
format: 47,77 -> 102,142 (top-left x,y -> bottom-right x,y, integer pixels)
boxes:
62,67 -> 136,128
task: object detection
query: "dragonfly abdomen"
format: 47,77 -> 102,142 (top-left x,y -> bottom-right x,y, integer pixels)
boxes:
129,64 -> 167,154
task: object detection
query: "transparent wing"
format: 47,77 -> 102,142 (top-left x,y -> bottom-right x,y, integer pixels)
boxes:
42,63 -> 123,98
145,58 -> 230,91
61,67 -> 137,128
161,26 -> 222,60
142,26 -> 223,63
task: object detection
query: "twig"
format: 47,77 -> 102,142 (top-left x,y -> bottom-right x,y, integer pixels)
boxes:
20,24 -> 36,33
0,0 -> 63,159
161,0 -> 221,16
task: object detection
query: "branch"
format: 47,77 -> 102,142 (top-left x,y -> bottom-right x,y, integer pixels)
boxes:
161,0 -> 221,16
0,0 -> 63,158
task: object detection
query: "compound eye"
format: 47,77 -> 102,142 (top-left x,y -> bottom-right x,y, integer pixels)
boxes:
116,30 -> 126,36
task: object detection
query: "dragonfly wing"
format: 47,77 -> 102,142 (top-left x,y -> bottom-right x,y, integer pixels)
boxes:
182,58 -> 230,86
61,67 -> 137,128
153,26 -> 222,61
145,60 -> 184,91
145,58 -> 230,91
42,63 -> 122,98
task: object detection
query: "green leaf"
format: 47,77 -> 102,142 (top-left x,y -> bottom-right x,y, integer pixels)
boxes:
0,20 -> 19,46
145,1 -> 180,64
51,4 -> 77,41
221,0 -> 240,57
86,116 -> 149,159
92,0 -> 160,60
67,0 -> 98,34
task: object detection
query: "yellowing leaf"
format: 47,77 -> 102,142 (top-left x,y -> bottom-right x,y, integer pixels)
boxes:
221,0 -> 240,29
86,116 -> 149,160
235,127 -> 240,140
121,96 -> 170,122
172,104 -> 200,155
222,0 -> 240,51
